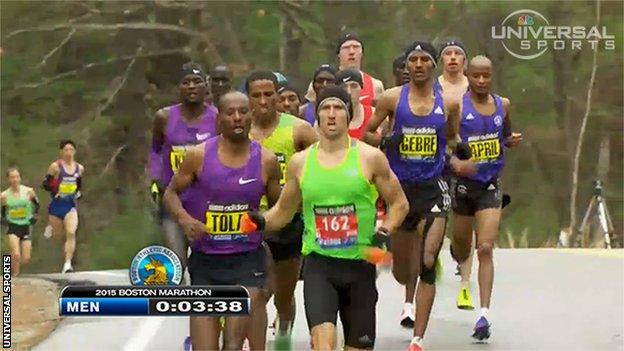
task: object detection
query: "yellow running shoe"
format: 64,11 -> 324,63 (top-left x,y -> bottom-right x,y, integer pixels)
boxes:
456,287 -> 475,310
435,256 -> 443,281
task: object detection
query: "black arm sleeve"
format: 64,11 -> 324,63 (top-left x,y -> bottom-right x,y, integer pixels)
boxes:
42,174 -> 54,191
503,117 -> 512,139
31,197 -> 40,214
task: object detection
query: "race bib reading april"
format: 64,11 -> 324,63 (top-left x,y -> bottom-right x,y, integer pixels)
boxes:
469,138 -> 500,161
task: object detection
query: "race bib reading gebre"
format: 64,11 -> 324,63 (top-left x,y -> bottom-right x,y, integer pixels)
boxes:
400,134 -> 437,157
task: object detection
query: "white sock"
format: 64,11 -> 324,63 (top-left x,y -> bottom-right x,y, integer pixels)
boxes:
410,336 -> 423,346
480,307 -> 489,318
461,280 -> 470,289
403,302 -> 414,311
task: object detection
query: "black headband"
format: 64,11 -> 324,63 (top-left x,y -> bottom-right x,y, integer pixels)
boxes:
316,86 -> 353,122
181,63 -> 206,82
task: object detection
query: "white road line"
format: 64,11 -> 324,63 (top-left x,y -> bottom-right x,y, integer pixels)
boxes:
122,317 -> 166,351
86,271 -> 128,277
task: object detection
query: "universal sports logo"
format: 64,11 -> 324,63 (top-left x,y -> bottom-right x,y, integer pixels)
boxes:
491,9 -> 615,60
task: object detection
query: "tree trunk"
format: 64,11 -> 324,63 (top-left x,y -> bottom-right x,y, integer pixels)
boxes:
569,0 -> 601,244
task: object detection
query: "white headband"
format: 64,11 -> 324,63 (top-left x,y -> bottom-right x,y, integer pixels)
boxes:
441,45 -> 466,58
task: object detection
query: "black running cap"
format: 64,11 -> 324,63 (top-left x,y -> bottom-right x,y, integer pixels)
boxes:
335,68 -> 363,88
181,62 -> 206,82
439,40 -> 467,58
336,32 -> 363,53
313,64 -> 338,81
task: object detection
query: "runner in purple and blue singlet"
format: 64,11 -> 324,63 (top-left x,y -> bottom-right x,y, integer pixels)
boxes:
163,91 -> 281,351
148,62 -> 217,273
298,64 -> 337,125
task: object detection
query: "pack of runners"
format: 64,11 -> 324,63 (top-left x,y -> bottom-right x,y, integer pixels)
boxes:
1,32 -> 523,351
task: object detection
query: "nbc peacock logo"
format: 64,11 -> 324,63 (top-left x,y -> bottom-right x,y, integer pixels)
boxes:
517,15 -> 534,26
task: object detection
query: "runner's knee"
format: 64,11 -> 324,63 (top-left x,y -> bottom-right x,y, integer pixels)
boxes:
423,252 -> 433,269
420,253 -> 438,285
477,242 -> 494,260
21,253 -> 30,264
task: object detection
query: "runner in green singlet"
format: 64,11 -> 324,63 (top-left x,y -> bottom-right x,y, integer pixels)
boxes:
241,86 -> 409,350
1,167 -> 39,276
246,71 -> 317,348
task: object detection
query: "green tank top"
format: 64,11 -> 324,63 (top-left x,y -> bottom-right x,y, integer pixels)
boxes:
260,113 -> 298,185
2,185 -> 33,225
300,139 -> 377,260
259,113 -> 298,209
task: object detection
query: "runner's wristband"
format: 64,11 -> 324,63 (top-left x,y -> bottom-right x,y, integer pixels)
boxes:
454,142 -> 472,160
372,227 -> 391,251
379,132 -> 403,153
240,211 -> 265,233
0,206 -> 7,225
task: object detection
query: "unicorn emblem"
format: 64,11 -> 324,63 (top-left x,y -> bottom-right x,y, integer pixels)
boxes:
143,256 -> 169,285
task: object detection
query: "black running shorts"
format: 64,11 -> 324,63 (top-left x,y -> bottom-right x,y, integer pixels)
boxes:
265,213 -> 303,262
452,178 -> 502,216
6,223 -> 31,240
303,252 -> 377,350
188,246 -> 267,288
400,178 -> 451,231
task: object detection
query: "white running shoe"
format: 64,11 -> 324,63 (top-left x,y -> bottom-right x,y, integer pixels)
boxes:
400,303 -> 415,328
43,225 -> 53,239
62,261 -> 73,273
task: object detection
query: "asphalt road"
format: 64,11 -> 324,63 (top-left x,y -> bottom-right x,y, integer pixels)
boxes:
32,249 -> 624,351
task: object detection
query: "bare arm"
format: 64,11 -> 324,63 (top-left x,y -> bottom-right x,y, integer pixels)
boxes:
445,100 -> 477,176
164,147 -> 201,223
149,108 -> 168,182
502,97 -> 522,147
294,120 -> 318,151
263,151 -> 305,231
373,78 -> 385,106
47,162 -> 60,177
27,188 -> 40,215
445,100 -> 461,149
369,149 -> 408,233
363,88 -> 398,146
262,148 -> 282,207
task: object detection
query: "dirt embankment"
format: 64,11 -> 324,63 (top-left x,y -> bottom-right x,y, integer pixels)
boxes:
2,278 -> 60,350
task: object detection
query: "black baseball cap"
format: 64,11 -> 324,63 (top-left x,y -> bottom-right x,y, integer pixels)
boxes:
335,68 -> 363,88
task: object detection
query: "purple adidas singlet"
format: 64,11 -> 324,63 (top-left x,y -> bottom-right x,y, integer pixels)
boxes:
386,84 -> 447,183
184,137 -> 264,255
459,91 -> 505,183
304,103 -> 315,126
161,103 -> 217,186
57,160 -> 82,198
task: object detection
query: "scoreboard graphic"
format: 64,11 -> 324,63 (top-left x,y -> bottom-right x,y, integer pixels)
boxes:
59,286 -> 250,316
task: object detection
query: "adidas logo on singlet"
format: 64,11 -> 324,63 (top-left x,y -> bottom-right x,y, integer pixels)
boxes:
466,113 -> 475,120
434,106 -> 443,115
